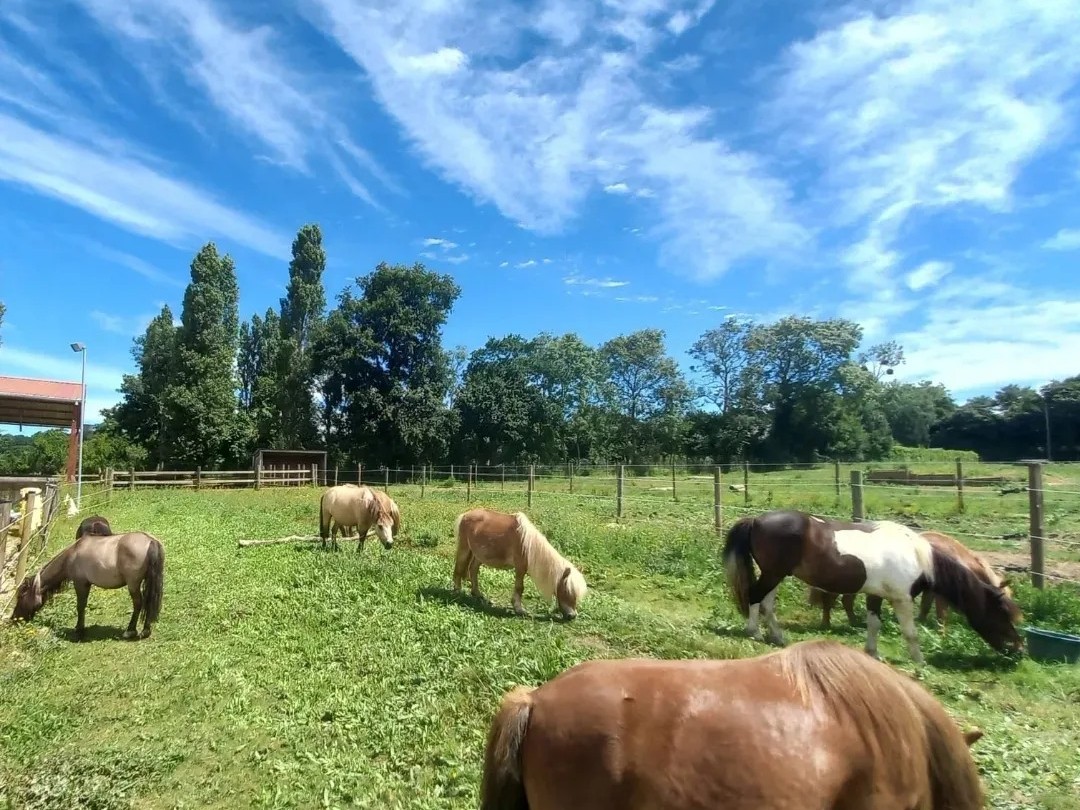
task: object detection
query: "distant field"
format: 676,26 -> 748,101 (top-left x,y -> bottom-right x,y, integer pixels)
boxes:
2,471 -> 1079,809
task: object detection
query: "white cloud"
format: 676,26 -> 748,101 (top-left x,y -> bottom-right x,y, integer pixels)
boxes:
517,259 -> 538,268
604,182 -> 631,195
68,0 -> 397,205
542,258 -> 553,264
1042,228 -> 1080,251
0,112 -> 289,259
905,260 -> 953,291
90,310 -> 155,336
445,254 -> 469,264
615,294 -> 660,303
771,0 -> 1080,283
306,0 -> 806,281
498,260 -> 509,267
80,241 -> 184,287
564,275 -> 630,288
422,237 -> 458,249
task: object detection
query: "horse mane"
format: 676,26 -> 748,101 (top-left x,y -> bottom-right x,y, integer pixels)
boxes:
514,513 -> 586,602
775,640 -> 984,806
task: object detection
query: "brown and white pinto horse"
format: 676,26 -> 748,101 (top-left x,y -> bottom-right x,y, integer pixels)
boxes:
723,510 -> 1023,664
810,529 -> 1016,634
479,639 -> 986,810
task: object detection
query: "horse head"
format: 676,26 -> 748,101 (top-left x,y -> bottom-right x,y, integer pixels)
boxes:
556,565 -> 587,620
9,574 -> 43,622
975,581 -> 1025,654
373,507 -> 395,550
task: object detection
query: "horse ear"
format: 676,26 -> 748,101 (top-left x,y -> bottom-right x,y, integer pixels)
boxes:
963,728 -> 984,747
560,567 -> 572,584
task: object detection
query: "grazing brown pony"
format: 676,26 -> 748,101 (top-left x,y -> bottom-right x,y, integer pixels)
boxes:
810,529 -> 1015,633
479,638 -> 986,810
75,515 -> 113,539
318,484 -> 396,551
723,509 -> 1023,664
9,531 -> 164,641
453,507 -> 587,620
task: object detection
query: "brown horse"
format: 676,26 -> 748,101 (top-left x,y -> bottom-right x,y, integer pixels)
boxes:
9,531 -> 165,641
75,515 -> 113,539
318,484 -> 396,551
453,507 -> 587,619
479,638 -> 986,810
810,529 -> 1015,633
723,509 -> 1023,664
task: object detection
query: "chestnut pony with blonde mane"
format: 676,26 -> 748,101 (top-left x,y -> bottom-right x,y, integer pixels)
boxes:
453,507 -> 586,620
810,529 -> 1016,633
318,484 -> 396,552
479,638 -> 986,810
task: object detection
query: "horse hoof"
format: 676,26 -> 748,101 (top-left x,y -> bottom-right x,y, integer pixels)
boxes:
139,629 -> 152,640
123,630 -> 138,640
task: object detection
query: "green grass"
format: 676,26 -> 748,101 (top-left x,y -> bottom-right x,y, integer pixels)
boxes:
2,475 -> 1080,809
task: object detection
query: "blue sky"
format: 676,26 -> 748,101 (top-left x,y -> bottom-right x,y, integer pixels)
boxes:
2,0 -> 1080,427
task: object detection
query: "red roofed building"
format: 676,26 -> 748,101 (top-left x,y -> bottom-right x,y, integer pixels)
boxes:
0,375 -> 84,481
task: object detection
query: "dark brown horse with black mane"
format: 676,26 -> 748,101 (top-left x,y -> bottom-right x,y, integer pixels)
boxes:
722,509 -> 1023,664
10,531 -> 164,641
479,638 -> 986,810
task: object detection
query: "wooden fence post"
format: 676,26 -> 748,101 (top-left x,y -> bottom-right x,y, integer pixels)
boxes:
713,466 -> 722,536
528,464 -> 535,508
569,461 -> 575,495
14,491 -> 39,588
1028,462 -> 1046,589
383,466 -> 389,492
195,466 -> 202,491
334,466 -> 339,486
834,460 -> 841,502
617,464 -> 625,518
501,464 -> 505,492
955,459 -> 965,513
255,465 -> 263,490
311,463 -> 318,488
743,460 -> 750,506
411,465 -> 415,485
671,458 -> 677,501
450,464 -> 455,483
850,470 -> 864,522
358,463 -> 363,485
0,500 -> 12,592
129,466 -> 136,490
467,464 -> 473,502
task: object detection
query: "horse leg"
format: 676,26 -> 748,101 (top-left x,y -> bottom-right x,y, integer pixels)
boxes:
73,580 -> 91,642
747,573 -> 785,642
511,567 -> 527,617
468,558 -> 486,603
760,586 -> 786,646
890,596 -> 926,666
356,526 -> 365,553
864,595 -> 884,660
452,548 -> 470,592
935,595 -> 949,633
841,593 -> 858,626
124,582 -> 143,640
818,590 -> 837,629
918,589 -> 933,622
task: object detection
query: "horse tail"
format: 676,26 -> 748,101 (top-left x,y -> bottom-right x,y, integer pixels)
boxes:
319,491 -> 331,540
142,536 -> 165,624
917,686 -> 986,808
722,517 -> 757,618
479,686 -> 534,810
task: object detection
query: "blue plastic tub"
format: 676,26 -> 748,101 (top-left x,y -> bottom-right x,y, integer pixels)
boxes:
1025,626 -> 1080,664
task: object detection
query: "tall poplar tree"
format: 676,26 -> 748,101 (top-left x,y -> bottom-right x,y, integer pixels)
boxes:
167,242 -> 244,468
276,223 -> 326,448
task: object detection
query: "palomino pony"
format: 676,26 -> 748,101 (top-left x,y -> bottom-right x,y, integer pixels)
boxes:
453,507 -> 587,620
75,515 -> 113,539
810,529 -> 1015,633
479,638 -> 986,810
723,509 -> 1023,664
10,531 -> 165,641
318,484 -> 395,551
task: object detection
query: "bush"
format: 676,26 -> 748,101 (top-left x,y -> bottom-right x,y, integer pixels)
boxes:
887,445 -> 980,463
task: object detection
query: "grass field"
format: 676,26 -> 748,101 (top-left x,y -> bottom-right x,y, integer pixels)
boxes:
2,468 -> 1080,809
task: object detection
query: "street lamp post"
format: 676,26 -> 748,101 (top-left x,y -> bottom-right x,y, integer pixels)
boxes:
71,342 -> 86,510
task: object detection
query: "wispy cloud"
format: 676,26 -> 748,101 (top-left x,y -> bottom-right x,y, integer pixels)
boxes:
615,294 -> 660,303
445,254 -> 469,264
67,0 -> 398,206
422,237 -> 458,249
905,260 -> 953,292
306,0 -> 806,281
604,182 -> 631,195
0,345 -> 125,392
564,275 -> 630,289
1042,228 -> 1080,251
90,310 -> 155,336
80,241 -> 184,287
0,112 -> 289,259
517,259 -> 538,269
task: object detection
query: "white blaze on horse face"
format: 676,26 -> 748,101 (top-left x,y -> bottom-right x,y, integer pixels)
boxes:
831,524 -> 933,600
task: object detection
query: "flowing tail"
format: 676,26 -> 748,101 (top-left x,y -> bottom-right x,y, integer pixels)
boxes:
722,517 -> 757,618
319,492 -> 331,540
142,537 -> 165,624
914,685 -> 986,807
479,686 -> 534,810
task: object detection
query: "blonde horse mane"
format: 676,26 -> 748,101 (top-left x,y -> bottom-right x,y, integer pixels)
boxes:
775,639 -> 983,805
514,513 -> 587,604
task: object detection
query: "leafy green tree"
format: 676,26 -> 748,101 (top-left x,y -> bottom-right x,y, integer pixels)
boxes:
313,261 -> 460,466
275,224 -> 326,449
599,329 -> 690,462
106,305 -> 179,469
167,242 -> 246,468
239,308 -> 283,449
882,381 -> 955,447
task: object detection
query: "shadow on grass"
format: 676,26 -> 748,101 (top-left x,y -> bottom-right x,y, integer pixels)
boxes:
924,648 -> 1024,673
52,623 -> 129,643
418,585 -> 573,624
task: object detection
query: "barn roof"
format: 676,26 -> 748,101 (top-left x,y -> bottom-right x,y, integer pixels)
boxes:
0,375 -> 83,428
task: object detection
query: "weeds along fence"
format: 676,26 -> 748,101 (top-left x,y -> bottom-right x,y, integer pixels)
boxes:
83,459 -> 1080,592
0,478 -> 64,614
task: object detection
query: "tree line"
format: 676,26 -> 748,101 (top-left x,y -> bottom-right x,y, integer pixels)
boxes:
1,224 -> 1077,476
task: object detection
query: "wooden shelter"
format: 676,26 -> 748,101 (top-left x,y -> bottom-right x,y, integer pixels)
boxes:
0,375 -> 84,482
252,448 -> 328,484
